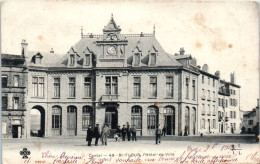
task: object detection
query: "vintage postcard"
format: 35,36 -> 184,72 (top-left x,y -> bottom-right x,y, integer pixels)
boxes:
1,0 -> 259,164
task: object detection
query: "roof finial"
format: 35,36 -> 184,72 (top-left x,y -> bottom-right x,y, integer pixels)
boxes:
153,24 -> 156,36
111,13 -> 113,18
81,26 -> 83,38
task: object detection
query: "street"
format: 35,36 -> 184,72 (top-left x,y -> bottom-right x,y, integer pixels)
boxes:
2,134 -> 259,164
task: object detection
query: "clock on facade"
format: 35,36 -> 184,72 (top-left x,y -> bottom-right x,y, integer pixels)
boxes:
107,46 -> 116,55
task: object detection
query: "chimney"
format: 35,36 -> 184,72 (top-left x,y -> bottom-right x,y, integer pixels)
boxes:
21,39 -> 28,58
50,48 -> 54,54
215,71 -> 220,78
174,53 -> 179,56
179,47 -> 185,55
202,64 -> 209,72
230,72 -> 236,84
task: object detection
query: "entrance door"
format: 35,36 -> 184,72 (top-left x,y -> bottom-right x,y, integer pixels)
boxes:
105,107 -> 118,129
67,106 -> 77,135
166,116 -> 172,135
208,119 -> 210,133
12,125 -> 18,138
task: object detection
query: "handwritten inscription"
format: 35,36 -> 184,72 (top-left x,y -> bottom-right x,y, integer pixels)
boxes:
21,143 -> 258,164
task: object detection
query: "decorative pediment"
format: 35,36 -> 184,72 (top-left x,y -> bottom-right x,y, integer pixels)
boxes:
67,46 -> 80,57
148,45 -> 158,53
132,46 -> 142,53
83,47 -> 92,54
103,14 -> 121,32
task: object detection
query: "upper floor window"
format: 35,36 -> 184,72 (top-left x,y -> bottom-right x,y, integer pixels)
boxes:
54,78 -> 60,98
32,77 -> 44,97
185,78 -> 189,99
14,75 -> 19,87
2,76 -> 7,88
2,96 -> 7,110
213,79 -> 215,87
213,91 -> 215,99
69,77 -> 76,98
166,77 -> 174,97
207,90 -> 210,99
133,77 -> 141,97
208,77 -> 210,85
70,54 -> 75,66
150,77 -> 157,97
192,80 -> 195,100
85,54 -> 90,66
13,97 -> 19,109
150,53 -> 156,66
105,76 -> 118,95
202,76 -> 204,84
84,77 -> 91,97
134,53 -> 141,66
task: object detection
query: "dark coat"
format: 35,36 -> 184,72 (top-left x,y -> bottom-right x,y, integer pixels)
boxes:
93,127 -> 100,138
86,128 -> 93,141
121,127 -> 127,135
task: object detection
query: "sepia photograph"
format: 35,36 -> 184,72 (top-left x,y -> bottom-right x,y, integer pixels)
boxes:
1,0 -> 259,163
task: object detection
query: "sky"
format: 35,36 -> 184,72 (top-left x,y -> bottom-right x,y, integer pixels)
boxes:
1,1 -> 259,111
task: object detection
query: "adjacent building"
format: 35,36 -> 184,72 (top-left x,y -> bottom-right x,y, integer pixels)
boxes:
1,15 -> 242,138
1,53 -> 28,138
242,99 -> 259,134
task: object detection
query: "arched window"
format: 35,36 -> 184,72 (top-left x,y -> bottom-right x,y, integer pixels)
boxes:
147,106 -> 158,130
163,106 -> 175,135
131,106 -> 142,129
185,107 -> 190,132
82,106 -> 93,130
52,106 -> 62,130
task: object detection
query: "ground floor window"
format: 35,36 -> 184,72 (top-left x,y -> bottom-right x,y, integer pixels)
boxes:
82,106 -> 93,130
131,106 -> 142,129
52,106 -> 61,129
147,106 -> 158,130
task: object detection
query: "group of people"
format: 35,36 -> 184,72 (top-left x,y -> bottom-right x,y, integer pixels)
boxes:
86,123 -> 164,146
114,124 -> 137,142
86,124 -> 110,146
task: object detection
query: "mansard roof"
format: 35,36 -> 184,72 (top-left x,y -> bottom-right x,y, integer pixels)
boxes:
68,36 -> 182,67
26,51 -> 63,67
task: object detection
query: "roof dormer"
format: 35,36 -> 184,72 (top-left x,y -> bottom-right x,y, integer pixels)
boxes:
132,46 -> 142,67
33,52 -> 43,65
83,47 -> 93,67
148,45 -> 158,66
67,47 -> 79,68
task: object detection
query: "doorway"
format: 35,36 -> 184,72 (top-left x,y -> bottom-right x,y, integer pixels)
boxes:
165,115 -> 174,135
105,107 -> 118,129
208,119 -> 211,133
67,106 -> 77,136
30,106 -> 45,137
12,125 -> 21,138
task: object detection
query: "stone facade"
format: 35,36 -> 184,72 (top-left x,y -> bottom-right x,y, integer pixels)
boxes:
1,54 -> 27,138
2,16 -> 242,138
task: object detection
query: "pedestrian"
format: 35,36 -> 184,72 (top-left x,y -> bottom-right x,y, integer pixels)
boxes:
86,125 -> 93,146
121,125 -> 127,141
93,124 -> 101,146
101,124 -> 110,146
116,125 -> 121,142
184,126 -> 188,136
162,125 -> 166,136
131,125 -> 137,141
127,124 -> 131,141
155,124 -> 162,144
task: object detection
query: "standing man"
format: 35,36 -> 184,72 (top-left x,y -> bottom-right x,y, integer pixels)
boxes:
86,125 -> 93,146
116,125 -> 121,142
131,125 -> 137,141
127,124 -> 131,141
162,125 -> 166,136
101,124 -> 110,146
155,124 -> 162,144
93,124 -> 101,146
121,125 -> 127,141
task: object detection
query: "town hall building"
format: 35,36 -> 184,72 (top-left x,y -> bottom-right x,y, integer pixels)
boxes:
1,15 -> 241,138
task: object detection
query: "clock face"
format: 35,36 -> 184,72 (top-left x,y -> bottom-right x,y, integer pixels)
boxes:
107,46 -> 116,55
